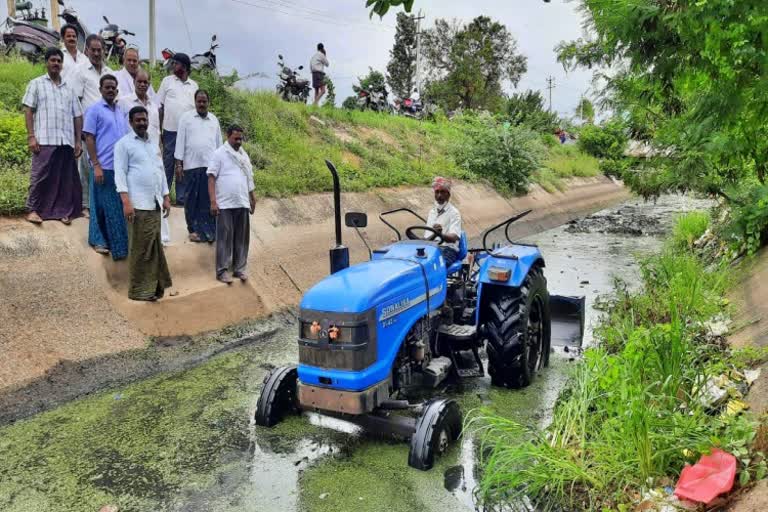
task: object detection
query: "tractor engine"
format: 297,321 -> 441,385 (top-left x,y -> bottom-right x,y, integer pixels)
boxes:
392,318 -> 431,391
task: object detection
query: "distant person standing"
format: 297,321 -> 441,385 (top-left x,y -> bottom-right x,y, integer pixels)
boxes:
114,106 -> 172,301
22,48 -> 84,225
60,24 -> 85,83
310,43 -> 329,107
115,47 -> 156,99
207,125 -> 255,284
83,75 -> 130,259
175,90 -> 221,243
72,35 -> 112,214
156,53 -> 197,206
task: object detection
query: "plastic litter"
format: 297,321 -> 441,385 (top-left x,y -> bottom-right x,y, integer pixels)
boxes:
674,449 -> 736,504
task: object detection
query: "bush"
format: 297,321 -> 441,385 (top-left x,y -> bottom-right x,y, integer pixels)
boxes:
0,112 -> 29,165
599,157 -> 631,178
578,120 -> 628,160
0,161 -> 29,215
0,56 -> 43,111
722,182 -> 768,255
544,144 -> 600,178
454,113 -> 545,195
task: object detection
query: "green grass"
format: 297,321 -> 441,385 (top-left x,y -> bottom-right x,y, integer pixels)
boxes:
0,55 -> 605,213
471,214 -> 764,511
671,211 -> 710,250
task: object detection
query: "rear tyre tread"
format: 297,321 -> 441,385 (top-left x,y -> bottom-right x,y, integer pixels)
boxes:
254,365 -> 299,427
486,268 -> 550,389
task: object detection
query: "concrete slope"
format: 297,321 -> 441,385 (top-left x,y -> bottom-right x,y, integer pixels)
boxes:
0,176 -> 628,397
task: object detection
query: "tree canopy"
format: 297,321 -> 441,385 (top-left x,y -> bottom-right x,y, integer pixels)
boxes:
386,13 -> 417,99
558,0 -> 768,198
421,16 -> 527,112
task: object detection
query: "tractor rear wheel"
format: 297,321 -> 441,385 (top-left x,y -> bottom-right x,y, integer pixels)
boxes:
486,268 -> 550,389
408,399 -> 462,471
254,366 -> 299,427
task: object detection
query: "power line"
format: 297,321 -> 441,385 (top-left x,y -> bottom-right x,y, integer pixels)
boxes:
176,0 -> 193,47
226,0 -> 395,32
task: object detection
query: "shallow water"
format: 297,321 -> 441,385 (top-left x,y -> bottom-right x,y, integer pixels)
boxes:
0,195 -> 710,512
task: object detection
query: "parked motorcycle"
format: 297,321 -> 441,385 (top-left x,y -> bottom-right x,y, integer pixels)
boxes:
276,54 -> 310,103
394,94 -> 436,121
162,34 -> 220,74
353,84 -> 391,113
99,16 -> 134,63
2,2 -> 58,60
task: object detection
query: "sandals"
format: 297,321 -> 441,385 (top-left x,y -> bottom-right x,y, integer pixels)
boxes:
93,245 -> 110,255
61,217 -> 71,225
189,233 -> 203,243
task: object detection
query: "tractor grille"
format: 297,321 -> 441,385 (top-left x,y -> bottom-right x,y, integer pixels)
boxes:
298,309 -> 377,371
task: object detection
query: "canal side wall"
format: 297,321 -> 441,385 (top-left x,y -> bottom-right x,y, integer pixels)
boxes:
0,176 -> 628,422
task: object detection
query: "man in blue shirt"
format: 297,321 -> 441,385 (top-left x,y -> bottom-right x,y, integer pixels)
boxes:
115,106 -> 172,301
83,74 -> 130,259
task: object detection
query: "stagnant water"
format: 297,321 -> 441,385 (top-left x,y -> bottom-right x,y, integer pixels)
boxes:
0,195 -> 711,512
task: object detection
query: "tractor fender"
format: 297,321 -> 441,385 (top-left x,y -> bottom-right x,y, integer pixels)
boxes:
477,245 -> 545,288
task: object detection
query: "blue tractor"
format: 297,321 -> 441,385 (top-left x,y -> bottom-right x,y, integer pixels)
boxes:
255,161 -> 584,470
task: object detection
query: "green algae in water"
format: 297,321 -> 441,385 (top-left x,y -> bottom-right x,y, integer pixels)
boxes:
0,349 -> 262,512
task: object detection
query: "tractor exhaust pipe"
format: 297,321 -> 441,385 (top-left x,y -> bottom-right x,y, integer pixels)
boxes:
325,160 -> 349,274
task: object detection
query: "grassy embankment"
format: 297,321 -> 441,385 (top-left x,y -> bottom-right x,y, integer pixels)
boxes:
0,56 -> 598,215
473,211 -> 768,510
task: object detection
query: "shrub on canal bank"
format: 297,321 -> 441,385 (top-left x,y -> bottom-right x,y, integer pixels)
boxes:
473,213 -> 766,510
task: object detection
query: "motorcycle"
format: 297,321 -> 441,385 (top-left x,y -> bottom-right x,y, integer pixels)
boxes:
353,84 -> 391,113
276,54 -> 310,103
99,16 -> 134,63
394,95 -> 436,121
2,0 -> 88,61
2,2 -> 58,60
161,34 -> 220,74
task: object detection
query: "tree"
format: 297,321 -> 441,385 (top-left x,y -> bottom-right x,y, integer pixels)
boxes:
421,16 -> 527,112
557,0 -> 768,197
365,0 -> 414,17
342,96 -> 359,110
358,68 -> 387,93
386,12 -> 417,99
575,97 -> 594,124
323,76 -> 336,107
506,90 -> 559,133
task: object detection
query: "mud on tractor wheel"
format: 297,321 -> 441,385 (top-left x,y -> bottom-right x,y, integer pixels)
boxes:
486,268 -> 551,389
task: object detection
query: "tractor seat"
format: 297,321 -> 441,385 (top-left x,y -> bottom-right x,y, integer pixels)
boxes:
447,232 -> 468,275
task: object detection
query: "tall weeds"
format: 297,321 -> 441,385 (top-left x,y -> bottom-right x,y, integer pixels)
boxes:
473,213 -> 746,510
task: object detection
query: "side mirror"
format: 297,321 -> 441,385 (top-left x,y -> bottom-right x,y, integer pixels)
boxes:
298,65 -> 304,70
278,54 -> 283,59
212,34 -> 217,41
345,212 -> 368,228
103,15 -> 109,24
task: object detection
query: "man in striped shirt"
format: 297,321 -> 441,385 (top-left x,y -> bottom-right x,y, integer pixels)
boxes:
22,48 -> 84,225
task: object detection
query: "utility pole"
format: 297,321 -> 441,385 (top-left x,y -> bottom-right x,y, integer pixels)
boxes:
49,0 -> 60,32
546,76 -> 556,113
414,9 -> 425,94
7,0 -> 16,18
149,0 -> 156,67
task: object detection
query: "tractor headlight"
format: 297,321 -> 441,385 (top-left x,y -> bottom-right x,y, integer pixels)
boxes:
488,267 -> 511,282
300,321 -> 369,345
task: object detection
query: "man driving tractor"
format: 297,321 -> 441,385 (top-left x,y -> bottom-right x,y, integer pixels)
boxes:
427,177 -> 462,267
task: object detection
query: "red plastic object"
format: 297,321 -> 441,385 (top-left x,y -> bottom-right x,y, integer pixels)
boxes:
674,449 -> 737,504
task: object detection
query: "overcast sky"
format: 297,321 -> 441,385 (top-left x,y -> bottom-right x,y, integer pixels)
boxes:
3,0 -> 594,117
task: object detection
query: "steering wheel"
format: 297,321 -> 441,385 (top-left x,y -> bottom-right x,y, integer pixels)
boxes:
405,225 -> 444,245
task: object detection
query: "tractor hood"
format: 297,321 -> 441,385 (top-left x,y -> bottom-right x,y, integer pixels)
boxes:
301,259 -> 426,314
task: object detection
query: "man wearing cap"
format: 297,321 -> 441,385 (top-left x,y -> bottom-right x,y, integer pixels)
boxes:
156,53 -> 198,205
426,177 -> 462,267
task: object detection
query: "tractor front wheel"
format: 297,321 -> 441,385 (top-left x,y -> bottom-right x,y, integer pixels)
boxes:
486,268 -> 551,389
408,399 -> 462,471
254,366 -> 299,427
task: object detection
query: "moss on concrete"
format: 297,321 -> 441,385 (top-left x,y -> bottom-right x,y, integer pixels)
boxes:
0,348 -> 261,512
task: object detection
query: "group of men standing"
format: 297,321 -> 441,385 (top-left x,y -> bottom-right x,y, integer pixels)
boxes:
22,26 -> 256,302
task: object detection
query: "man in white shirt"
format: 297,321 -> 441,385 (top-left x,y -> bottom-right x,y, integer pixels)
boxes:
207,125 -> 255,284
115,47 -> 156,99
426,177 -> 462,267
60,24 -> 85,83
310,43 -> 329,106
72,34 -> 112,212
114,106 -> 172,302
156,53 -> 198,206
120,69 -> 170,245
175,90 -> 222,243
